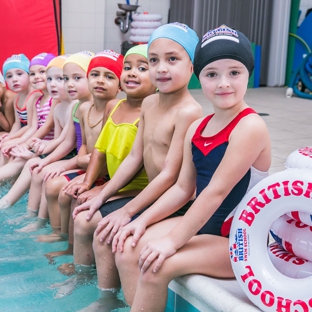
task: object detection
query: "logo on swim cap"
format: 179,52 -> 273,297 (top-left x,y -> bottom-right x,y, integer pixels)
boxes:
79,51 -> 94,58
97,50 -> 121,61
170,22 -> 188,32
32,53 -> 48,60
201,25 -> 239,48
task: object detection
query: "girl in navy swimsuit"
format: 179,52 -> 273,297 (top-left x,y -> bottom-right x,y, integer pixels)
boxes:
112,25 -> 272,311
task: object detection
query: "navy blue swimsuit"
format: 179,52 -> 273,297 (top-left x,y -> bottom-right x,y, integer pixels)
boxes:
191,108 -> 257,237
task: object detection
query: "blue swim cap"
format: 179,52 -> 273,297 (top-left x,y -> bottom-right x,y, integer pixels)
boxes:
2,54 -> 30,77
148,23 -> 199,63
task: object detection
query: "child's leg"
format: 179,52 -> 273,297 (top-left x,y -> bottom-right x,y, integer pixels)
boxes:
116,218 -> 233,310
0,158 -> 35,209
44,197 -> 75,263
93,232 -> 120,289
73,210 -> 102,265
37,175 -> 69,242
19,161 -> 73,232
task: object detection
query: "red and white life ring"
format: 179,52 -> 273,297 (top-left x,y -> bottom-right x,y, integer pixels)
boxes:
131,21 -> 162,29
130,28 -> 155,36
286,210 -> 312,226
285,146 -> 312,170
270,214 -> 312,262
284,147 -> 312,226
129,35 -> 151,44
132,13 -> 162,21
268,242 -> 312,278
229,168 -> 312,312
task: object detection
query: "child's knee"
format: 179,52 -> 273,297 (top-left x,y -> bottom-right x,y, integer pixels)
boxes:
74,212 -> 95,237
58,188 -> 71,207
115,238 -> 136,268
45,178 -> 62,199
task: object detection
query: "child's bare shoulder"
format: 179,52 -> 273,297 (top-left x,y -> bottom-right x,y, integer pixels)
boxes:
4,89 -> 16,104
141,94 -> 158,111
79,100 -> 92,113
176,98 -> 203,124
106,98 -> 121,111
27,90 -> 43,103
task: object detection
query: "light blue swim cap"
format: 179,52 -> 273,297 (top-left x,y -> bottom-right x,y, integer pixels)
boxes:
2,54 -> 30,77
148,23 -> 199,63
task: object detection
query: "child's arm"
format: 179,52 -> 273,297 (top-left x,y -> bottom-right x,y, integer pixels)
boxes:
0,92 -> 41,153
29,116 -> 77,173
64,148 -> 107,197
72,107 -> 146,220
93,104 -> 203,243
12,93 -> 39,144
23,99 -> 58,148
4,92 -> 41,147
31,102 -> 68,155
0,97 -> 23,144
0,92 -> 15,132
134,116 -> 270,273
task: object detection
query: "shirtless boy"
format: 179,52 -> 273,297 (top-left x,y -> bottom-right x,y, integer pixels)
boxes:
72,23 -> 203,310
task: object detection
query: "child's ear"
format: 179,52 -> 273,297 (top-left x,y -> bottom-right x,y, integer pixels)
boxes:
190,64 -> 194,73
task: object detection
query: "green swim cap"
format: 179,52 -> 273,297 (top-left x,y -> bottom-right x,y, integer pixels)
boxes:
124,44 -> 148,60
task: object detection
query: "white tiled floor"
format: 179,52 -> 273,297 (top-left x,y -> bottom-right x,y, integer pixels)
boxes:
190,86 -> 312,175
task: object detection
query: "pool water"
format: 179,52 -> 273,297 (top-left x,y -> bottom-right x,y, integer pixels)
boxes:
0,184 -> 129,312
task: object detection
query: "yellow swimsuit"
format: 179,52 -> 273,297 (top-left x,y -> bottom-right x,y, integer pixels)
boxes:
94,99 -> 148,192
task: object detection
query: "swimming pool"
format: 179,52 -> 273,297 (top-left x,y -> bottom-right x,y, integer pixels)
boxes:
0,184 -> 129,312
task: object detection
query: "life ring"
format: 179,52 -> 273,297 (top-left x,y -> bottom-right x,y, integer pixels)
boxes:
130,28 -> 155,36
129,35 -> 151,44
229,168 -> 312,312
132,13 -> 162,21
285,146 -> 312,170
270,214 -> 312,262
286,210 -> 312,226
268,242 -> 312,278
131,21 -> 162,29
284,147 -> 312,225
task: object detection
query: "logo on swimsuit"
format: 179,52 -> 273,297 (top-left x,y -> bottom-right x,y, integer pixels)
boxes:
230,228 -> 249,262
204,142 -> 212,147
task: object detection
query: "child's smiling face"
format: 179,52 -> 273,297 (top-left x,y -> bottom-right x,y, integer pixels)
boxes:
29,65 -> 47,91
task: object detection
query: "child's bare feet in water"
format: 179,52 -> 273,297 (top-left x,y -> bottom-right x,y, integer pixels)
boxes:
37,232 -> 67,243
16,218 -> 48,232
58,262 -> 76,276
7,208 -> 37,225
45,244 -> 73,265
0,197 -> 11,210
78,290 -> 128,312
50,264 -> 96,299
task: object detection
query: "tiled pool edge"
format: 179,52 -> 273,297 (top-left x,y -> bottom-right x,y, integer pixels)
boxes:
166,275 -> 262,312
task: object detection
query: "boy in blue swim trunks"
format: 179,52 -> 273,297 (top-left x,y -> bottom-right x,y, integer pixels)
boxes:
114,25 -> 271,311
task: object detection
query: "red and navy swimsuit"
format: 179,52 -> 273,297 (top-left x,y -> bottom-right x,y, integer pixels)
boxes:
191,108 -> 257,237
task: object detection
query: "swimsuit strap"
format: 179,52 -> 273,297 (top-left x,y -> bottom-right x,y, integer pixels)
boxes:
15,89 -> 42,110
109,98 -> 140,125
108,99 -> 126,118
35,94 -> 44,106
72,101 -> 80,122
